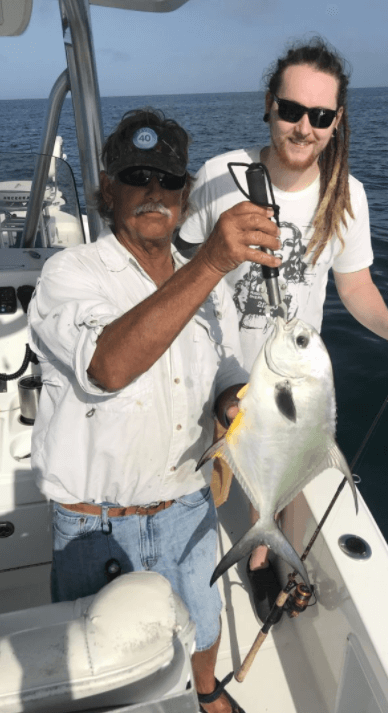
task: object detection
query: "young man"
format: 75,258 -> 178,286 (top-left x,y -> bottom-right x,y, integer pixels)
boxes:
179,38 -> 388,622
28,108 -> 282,713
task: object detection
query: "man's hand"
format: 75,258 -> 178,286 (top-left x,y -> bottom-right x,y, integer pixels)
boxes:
214,383 -> 245,429
198,201 -> 281,277
225,403 -> 240,425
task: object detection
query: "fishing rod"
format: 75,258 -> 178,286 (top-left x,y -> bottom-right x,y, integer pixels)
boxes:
235,392 -> 388,682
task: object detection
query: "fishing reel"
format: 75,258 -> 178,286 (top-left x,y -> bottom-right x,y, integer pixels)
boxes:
284,582 -> 314,618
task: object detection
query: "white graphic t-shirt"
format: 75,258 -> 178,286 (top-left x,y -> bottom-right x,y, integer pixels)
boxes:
181,147 -> 373,370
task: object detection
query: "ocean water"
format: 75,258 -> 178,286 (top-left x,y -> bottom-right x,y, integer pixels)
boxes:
0,88 -> 387,538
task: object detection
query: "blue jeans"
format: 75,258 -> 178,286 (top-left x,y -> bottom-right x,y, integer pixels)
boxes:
51,487 -> 222,651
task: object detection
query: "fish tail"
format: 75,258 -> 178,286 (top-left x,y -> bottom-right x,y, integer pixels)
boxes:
334,445 -> 359,514
211,521 -> 311,590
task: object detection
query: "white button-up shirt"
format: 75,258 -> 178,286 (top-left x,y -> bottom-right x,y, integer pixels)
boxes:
28,229 -> 247,506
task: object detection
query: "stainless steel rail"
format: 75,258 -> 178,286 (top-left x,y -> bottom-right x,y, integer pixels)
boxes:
21,70 -> 70,248
59,0 -> 104,242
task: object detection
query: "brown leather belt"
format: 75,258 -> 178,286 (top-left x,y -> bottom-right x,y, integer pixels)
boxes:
60,500 -> 175,517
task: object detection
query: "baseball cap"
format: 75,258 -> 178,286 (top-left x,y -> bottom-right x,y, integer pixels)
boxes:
103,109 -> 189,178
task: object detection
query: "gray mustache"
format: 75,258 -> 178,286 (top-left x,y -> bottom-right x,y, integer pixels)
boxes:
133,202 -> 172,217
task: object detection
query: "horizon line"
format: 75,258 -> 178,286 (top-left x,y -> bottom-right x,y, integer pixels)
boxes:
1,85 -> 388,102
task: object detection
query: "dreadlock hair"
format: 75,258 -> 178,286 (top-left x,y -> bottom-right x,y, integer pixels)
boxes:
263,36 -> 353,265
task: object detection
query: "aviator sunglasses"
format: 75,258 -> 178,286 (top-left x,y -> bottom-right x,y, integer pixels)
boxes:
117,166 -> 187,191
272,94 -> 337,129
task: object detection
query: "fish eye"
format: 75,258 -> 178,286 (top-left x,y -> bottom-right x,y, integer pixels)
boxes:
296,333 -> 309,348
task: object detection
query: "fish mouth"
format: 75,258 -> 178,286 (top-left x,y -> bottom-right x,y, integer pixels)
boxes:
284,316 -> 298,331
264,316 -> 298,376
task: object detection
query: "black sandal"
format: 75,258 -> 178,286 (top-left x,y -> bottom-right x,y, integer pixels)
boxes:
246,559 -> 283,624
197,672 -> 246,713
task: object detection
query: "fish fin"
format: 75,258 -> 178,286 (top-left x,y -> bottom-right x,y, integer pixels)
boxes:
274,380 -> 297,422
237,383 -> 250,399
211,520 -> 310,590
196,435 -> 227,471
276,440 -> 358,515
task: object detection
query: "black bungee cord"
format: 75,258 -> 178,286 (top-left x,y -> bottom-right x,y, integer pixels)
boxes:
0,344 -> 36,382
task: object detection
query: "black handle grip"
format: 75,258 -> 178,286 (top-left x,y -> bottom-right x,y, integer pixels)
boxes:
246,164 -> 270,208
245,164 -> 279,281
261,264 -> 279,279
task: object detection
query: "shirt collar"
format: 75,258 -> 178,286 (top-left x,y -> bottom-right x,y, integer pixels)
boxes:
96,228 -> 132,272
96,227 -> 187,274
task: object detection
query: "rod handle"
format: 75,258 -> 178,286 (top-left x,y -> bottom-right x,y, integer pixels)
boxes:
234,589 -> 291,682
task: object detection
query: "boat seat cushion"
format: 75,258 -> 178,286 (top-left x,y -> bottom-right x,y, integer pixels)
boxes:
0,571 -> 187,713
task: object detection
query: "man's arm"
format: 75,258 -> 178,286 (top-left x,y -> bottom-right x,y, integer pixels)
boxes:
334,267 -> 388,339
88,202 -> 281,391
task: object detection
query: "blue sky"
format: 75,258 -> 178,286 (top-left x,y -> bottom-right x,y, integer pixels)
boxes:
1,0 -> 387,100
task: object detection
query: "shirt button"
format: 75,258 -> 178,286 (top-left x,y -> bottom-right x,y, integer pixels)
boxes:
174,378 -> 180,384
170,466 -> 176,472
176,424 -> 182,430
216,310 -> 222,319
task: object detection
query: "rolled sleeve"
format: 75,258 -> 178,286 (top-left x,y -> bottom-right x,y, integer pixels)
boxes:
73,309 -> 121,394
28,253 -> 123,395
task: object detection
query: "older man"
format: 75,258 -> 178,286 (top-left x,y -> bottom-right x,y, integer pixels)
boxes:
28,109 -> 280,713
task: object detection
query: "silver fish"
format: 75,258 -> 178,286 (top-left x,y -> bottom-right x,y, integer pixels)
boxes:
197,316 -> 357,588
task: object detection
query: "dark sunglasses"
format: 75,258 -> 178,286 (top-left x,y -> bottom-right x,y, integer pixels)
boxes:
273,94 -> 337,129
117,167 -> 186,191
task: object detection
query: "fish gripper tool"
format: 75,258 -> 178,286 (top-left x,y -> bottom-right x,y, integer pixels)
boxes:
227,161 -> 286,319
